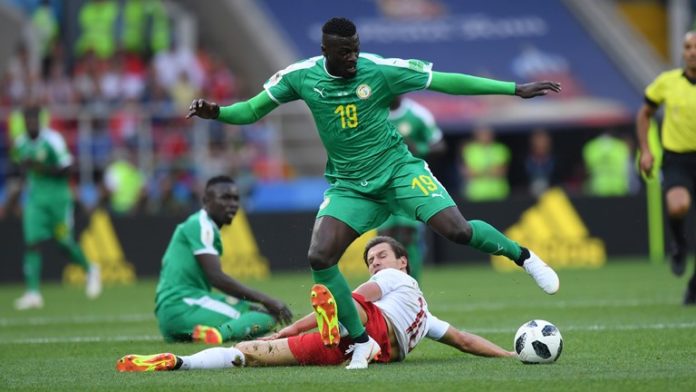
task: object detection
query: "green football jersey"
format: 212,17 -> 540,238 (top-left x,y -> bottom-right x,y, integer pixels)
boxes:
14,128 -> 73,202
264,53 -> 432,182
388,98 -> 443,158
155,209 -> 223,308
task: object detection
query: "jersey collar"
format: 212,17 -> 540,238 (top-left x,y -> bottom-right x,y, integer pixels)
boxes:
682,71 -> 696,85
322,58 -> 343,79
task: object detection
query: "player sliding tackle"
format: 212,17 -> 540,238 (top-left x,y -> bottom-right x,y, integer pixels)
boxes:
116,236 -> 515,372
185,17 -> 560,369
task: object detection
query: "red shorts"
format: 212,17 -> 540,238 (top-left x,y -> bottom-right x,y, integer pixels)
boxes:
287,293 -> 392,366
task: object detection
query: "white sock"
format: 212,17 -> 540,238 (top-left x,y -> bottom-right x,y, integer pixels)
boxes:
179,347 -> 245,370
339,322 -> 349,338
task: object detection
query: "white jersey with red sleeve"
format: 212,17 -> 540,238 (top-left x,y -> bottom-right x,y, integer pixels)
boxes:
368,268 -> 450,360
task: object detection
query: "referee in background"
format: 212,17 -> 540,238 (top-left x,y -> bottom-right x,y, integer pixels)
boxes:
636,31 -> 696,305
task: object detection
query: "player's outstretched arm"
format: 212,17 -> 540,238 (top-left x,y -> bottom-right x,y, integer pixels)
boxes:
261,312 -> 317,340
186,91 -> 279,124
428,71 -> 560,99
196,254 -> 293,324
437,326 -> 515,358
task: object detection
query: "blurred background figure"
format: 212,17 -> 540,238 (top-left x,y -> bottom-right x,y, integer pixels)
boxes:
582,131 -> 631,197
75,0 -> 119,59
101,147 -> 146,215
524,128 -> 556,197
636,30 -> 696,305
13,102 -> 101,310
459,126 -> 510,202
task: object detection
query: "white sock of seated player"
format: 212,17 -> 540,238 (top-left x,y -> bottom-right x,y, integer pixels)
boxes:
179,347 -> 245,370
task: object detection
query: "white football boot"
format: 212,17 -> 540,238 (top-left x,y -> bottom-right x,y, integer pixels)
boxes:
14,291 -> 44,310
345,336 -> 381,370
523,250 -> 560,295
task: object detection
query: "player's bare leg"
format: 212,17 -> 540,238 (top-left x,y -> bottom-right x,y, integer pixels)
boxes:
236,339 -> 299,366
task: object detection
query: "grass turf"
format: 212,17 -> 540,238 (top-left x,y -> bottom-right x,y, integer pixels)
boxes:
1,259 -> 694,391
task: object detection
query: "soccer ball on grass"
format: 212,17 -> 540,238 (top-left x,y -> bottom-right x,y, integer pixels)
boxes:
514,319 -> 563,364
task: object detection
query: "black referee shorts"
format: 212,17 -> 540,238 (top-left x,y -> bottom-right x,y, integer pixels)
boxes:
662,150 -> 696,196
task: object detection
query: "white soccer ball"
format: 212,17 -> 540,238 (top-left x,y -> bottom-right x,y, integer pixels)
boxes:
514,319 -> 563,364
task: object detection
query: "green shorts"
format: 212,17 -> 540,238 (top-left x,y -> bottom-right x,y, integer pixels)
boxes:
23,198 -> 73,245
156,292 -> 255,342
317,156 -> 455,234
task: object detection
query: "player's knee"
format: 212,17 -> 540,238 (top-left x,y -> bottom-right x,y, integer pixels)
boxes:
666,188 -> 691,216
667,199 -> 691,217
307,246 -> 338,270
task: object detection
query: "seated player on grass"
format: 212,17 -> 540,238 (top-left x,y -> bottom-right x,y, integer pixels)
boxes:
154,175 -> 292,344
117,236 -> 514,371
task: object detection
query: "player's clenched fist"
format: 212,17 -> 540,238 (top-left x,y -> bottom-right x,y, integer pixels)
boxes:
186,99 -> 220,119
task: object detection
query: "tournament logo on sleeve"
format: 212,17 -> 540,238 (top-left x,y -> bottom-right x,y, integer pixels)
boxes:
356,84 -> 372,100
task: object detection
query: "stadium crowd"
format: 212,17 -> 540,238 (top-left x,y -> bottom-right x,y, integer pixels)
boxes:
1,0 -> 291,217
1,0 -> 643,220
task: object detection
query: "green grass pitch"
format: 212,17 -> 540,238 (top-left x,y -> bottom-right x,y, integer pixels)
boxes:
1,259 -> 694,391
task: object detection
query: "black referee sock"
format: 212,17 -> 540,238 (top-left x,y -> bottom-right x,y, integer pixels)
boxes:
668,217 -> 687,248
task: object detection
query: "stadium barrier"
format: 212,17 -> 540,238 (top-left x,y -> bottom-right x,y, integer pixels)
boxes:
1,189 -> 692,284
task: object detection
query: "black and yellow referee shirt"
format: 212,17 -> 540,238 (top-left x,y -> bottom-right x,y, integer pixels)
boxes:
645,69 -> 696,152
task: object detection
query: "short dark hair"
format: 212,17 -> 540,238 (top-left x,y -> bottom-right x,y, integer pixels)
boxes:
363,236 -> 411,275
205,175 -> 235,190
322,17 -> 356,37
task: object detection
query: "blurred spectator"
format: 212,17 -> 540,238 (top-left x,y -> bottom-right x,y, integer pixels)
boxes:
524,129 -> 556,197
72,52 -> 106,105
459,126 -> 510,201
170,70 -> 200,112
98,51 -> 147,103
76,0 -> 119,59
202,53 -> 239,102
4,43 -> 40,105
109,98 -> 141,148
153,39 -> 204,93
582,132 -> 631,197
86,115 -> 113,171
149,160 -> 197,216
120,0 -> 170,58
43,60 -> 77,106
101,147 -> 146,215
31,0 -> 58,67
198,140 -> 235,187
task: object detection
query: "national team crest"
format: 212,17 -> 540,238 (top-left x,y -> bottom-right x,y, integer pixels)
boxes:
356,84 -> 372,99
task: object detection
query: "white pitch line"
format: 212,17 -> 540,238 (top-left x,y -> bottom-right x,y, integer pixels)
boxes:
3,322 -> 696,345
466,321 -> 696,334
430,298 -> 677,312
1,335 -> 162,345
0,313 -> 155,327
0,298 -> 678,327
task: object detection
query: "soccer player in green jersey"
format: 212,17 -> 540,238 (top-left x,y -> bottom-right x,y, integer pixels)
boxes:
155,175 -> 292,343
13,104 -> 101,310
186,17 -> 560,369
378,96 -> 446,283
